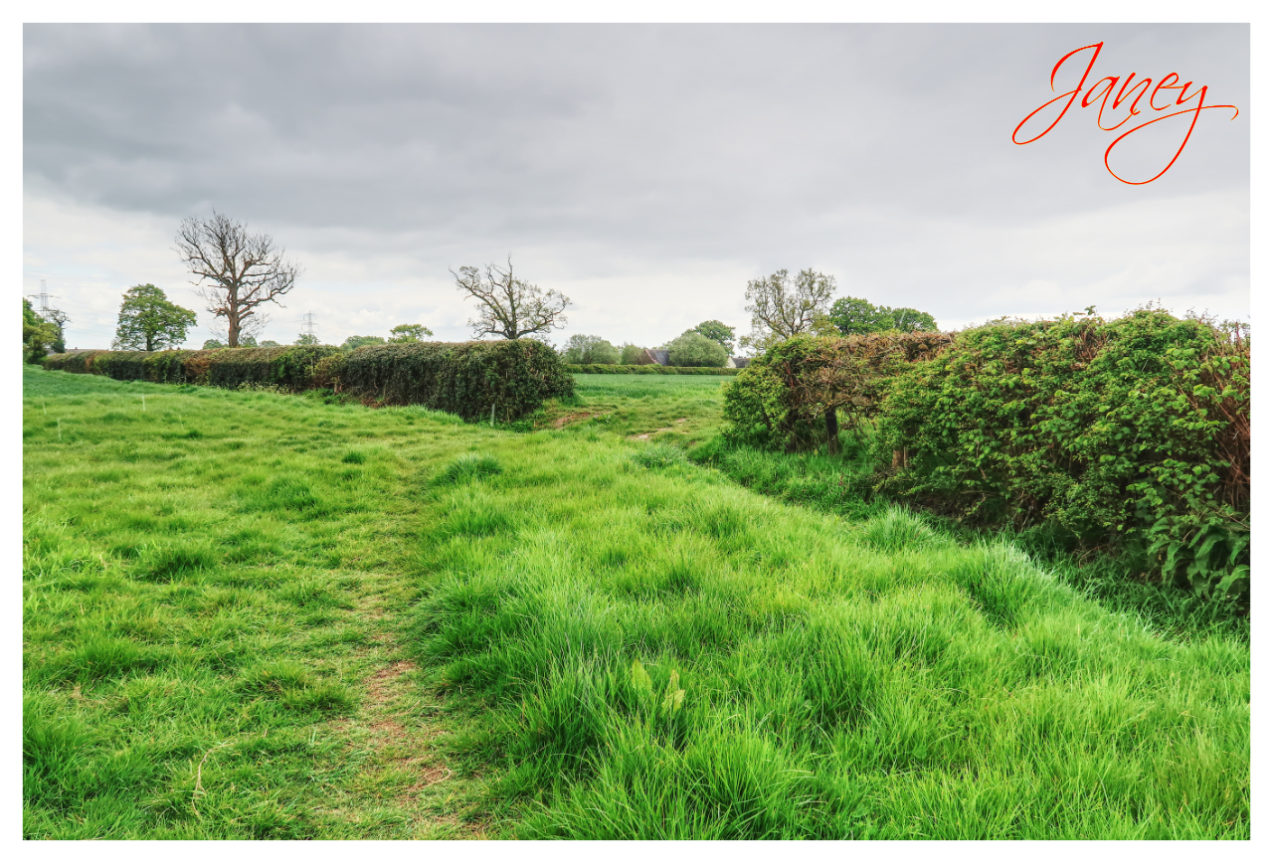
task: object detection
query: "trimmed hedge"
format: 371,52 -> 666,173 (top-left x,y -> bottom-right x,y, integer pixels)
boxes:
566,364 -> 741,375
43,346 -> 343,389
333,340 -> 573,420
40,350 -> 110,374
40,340 -> 573,422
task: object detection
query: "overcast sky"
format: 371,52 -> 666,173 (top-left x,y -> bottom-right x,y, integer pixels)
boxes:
22,22 -> 1249,350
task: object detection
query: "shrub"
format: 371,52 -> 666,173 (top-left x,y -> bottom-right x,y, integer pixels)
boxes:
42,345 -> 344,391
334,339 -> 574,421
41,342 -> 571,421
199,346 -> 344,389
40,350 -> 108,374
874,310 -> 1249,598
23,300 -> 59,364
92,351 -> 153,381
722,332 -> 952,451
143,350 -> 197,383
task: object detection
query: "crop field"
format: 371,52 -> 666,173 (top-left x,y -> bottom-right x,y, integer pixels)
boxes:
22,366 -> 1249,839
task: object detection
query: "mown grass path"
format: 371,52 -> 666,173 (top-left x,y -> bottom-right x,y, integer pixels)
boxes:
24,367 -> 1249,839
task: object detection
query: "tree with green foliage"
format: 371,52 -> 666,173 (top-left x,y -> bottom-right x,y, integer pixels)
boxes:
620,343 -> 650,365
562,334 -> 620,364
389,323 -> 434,343
667,330 -> 729,367
827,297 -> 888,335
295,333 -> 320,346
23,299 -> 59,363
259,340 -> 281,347
742,268 -> 836,352
112,284 -> 197,351
828,296 -> 938,336
691,320 -> 736,353
342,335 -> 387,350
885,306 -> 938,332
43,308 -> 70,353
203,339 -> 225,349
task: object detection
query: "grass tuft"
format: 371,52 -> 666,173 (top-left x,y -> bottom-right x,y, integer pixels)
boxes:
434,453 -> 503,485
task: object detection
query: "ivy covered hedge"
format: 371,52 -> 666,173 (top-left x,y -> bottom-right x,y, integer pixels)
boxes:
875,310 -> 1249,599
42,346 -> 344,389
40,340 -> 573,422
722,332 -> 953,451
565,364 -> 741,375
331,340 -> 573,420
720,313 -> 1250,598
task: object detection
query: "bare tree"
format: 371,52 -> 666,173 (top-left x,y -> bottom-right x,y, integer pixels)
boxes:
742,268 -> 837,352
453,257 -> 570,340
176,211 -> 299,347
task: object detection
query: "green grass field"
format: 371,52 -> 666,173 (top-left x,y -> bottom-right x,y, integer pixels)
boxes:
23,366 -> 1249,839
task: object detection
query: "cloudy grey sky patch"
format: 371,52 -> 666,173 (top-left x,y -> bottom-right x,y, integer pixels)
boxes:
23,23 -> 1249,349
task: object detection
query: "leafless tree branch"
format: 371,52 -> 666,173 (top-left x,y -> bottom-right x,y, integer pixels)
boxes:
176,211 -> 300,347
452,256 -> 569,340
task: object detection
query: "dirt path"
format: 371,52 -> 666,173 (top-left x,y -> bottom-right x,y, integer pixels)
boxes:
312,573 -> 489,839
629,417 -> 689,440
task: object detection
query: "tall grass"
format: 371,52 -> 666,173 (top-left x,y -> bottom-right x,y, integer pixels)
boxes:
405,432 -> 1248,839
23,366 -> 1249,839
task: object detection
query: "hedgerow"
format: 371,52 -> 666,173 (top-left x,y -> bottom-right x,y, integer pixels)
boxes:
721,332 -> 952,451
200,346 -> 344,389
40,340 -> 572,422
874,310 -> 1249,599
719,316 -> 1249,598
332,340 -> 573,421
40,350 -> 109,374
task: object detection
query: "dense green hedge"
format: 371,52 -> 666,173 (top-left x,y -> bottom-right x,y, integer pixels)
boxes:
40,340 -> 572,422
875,311 -> 1249,599
40,350 -> 109,374
722,332 -> 953,451
42,346 -> 343,389
566,364 -> 741,375
719,316 -> 1249,598
332,340 -> 573,421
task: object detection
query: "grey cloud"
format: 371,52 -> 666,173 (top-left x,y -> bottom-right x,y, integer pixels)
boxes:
23,23 -> 1249,350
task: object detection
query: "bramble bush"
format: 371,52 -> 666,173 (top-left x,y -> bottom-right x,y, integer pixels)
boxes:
874,310 -> 1249,600
719,314 -> 1249,598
